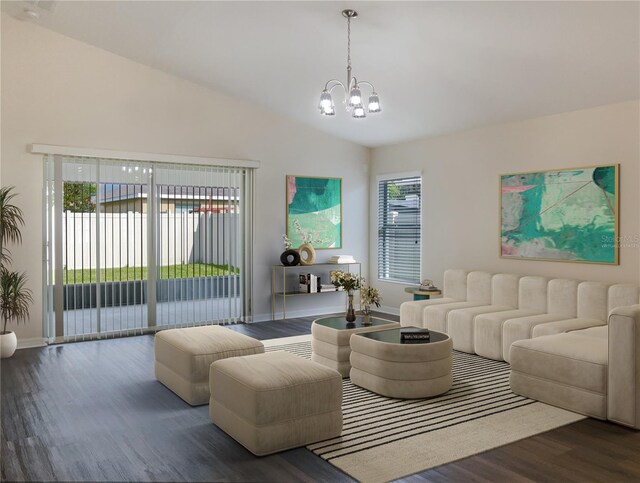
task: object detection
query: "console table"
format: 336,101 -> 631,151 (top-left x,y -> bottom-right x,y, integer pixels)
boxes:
271,262 -> 361,320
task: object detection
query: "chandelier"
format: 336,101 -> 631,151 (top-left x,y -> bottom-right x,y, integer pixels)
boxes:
318,9 -> 381,118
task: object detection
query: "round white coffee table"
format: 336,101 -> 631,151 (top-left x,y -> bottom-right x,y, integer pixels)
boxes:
349,327 -> 453,398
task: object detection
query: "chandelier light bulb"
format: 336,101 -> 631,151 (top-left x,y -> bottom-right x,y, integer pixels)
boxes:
348,87 -> 362,107
318,90 -> 335,115
321,105 -> 335,116
368,92 -> 381,113
352,105 -> 366,118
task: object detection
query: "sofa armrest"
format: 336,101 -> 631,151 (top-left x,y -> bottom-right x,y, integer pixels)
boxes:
608,304 -> 640,429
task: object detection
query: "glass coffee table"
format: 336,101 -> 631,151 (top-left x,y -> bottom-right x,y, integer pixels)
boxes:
311,315 -> 400,377
350,327 -> 453,398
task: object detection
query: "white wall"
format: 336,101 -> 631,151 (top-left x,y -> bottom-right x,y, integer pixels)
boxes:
370,101 -> 640,311
0,15 -> 370,343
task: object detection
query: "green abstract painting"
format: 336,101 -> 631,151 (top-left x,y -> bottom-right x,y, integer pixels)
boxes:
286,176 -> 342,249
500,165 -> 619,264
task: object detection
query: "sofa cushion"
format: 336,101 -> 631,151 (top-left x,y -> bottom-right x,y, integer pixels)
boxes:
423,301 -> 487,332
532,318 -> 605,338
510,333 -> 607,419
400,297 -> 459,327
491,274 -> 520,307
510,334 -> 607,393
519,276 -> 549,312
577,281 -> 608,322
467,271 -> 493,303
547,279 -> 579,317
571,326 -> 608,339
502,313 -> 575,362
474,309 -> 542,360
446,305 -> 512,353
443,269 -> 469,300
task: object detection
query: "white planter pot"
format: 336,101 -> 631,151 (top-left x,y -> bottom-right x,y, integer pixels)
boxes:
0,331 -> 18,358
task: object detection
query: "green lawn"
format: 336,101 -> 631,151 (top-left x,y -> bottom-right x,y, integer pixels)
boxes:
63,263 -> 239,284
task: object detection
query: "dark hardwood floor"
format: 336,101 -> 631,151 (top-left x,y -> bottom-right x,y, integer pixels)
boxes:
2,314 -> 640,482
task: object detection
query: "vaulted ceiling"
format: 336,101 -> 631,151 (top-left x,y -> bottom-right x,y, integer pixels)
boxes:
2,1 -> 639,147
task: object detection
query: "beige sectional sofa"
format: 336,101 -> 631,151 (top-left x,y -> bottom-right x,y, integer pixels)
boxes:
400,270 -> 640,429
400,270 -> 636,362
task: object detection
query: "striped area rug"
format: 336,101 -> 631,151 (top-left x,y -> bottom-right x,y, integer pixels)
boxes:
265,336 -> 585,483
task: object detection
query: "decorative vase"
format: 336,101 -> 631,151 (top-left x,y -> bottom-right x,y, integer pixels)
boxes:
362,304 -> 372,325
280,249 -> 300,266
346,292 -> 356,323
298,243 -> 316,266
0,331 -> 17,359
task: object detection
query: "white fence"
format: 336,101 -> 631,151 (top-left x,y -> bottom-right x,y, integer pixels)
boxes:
63,212 -> 239,269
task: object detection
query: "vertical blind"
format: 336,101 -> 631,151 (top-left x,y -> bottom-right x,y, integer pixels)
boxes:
44,155 -> 254,342
377,174 -> 422,284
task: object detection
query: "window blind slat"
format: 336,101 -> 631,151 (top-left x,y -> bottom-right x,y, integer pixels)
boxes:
377,176 -> 421,284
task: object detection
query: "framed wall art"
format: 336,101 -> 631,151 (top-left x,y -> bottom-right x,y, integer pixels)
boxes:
286,175 -> 342,249
500,164 -> 619,264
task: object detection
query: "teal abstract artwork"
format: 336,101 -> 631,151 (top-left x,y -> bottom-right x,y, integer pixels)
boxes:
286,176 -> 342,249
501,165 -> 619,264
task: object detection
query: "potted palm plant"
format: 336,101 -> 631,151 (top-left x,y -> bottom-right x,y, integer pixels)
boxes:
0,186 -> 32,358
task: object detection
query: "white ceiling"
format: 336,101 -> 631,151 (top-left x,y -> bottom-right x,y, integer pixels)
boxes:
3,1 -> 639,147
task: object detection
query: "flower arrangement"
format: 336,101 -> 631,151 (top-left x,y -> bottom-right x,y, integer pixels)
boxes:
282,234 -> 293,250
330,270 -> 363,293
361,286 -> 382,308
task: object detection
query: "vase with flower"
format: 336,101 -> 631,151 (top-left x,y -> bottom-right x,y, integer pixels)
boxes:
361,285 -> 382,325
330,270 -> 363,324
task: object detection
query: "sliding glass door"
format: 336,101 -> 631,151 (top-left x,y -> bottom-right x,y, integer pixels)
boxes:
43,155 -> 253,342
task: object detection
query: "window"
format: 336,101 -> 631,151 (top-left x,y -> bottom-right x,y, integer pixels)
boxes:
377,173 -> 421,283
44,155 -> 254,342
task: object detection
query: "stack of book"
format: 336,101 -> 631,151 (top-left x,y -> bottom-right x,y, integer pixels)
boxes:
299,274 -> 320,293
320,284 -> 339,292
400,328 -> 431,344
419,284 -> 440,292
299,275 -> 345,293
329,255 -> 357,264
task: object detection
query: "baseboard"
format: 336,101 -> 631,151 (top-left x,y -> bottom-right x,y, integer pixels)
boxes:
17,337 -> 47,349
253,305 -> 346,322
377,305 -> 400,316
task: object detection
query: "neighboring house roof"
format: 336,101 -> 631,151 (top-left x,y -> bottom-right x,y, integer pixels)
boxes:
96,185 -> 239,204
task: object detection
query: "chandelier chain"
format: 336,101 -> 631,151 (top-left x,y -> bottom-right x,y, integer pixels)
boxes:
347,15 -> 351,71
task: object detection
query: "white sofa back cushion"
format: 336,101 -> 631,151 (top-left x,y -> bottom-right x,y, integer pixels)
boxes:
491,274 -> 520,308
608,284 -> 640,314
467,271 -> 493,304
519,276 -> 549,312
443,269 -> 469,300
547,279 -> 579,317
577,281 -> 609,322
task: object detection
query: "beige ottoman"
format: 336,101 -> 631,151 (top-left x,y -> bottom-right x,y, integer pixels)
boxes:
509,333 -> 608,419
154,325 -> 264,406
350,327 -> 453,399
209,351 -> 342,456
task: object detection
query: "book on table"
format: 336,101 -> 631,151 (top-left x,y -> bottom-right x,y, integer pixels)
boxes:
329,255 -> 357,264
400,328 -> 431,343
